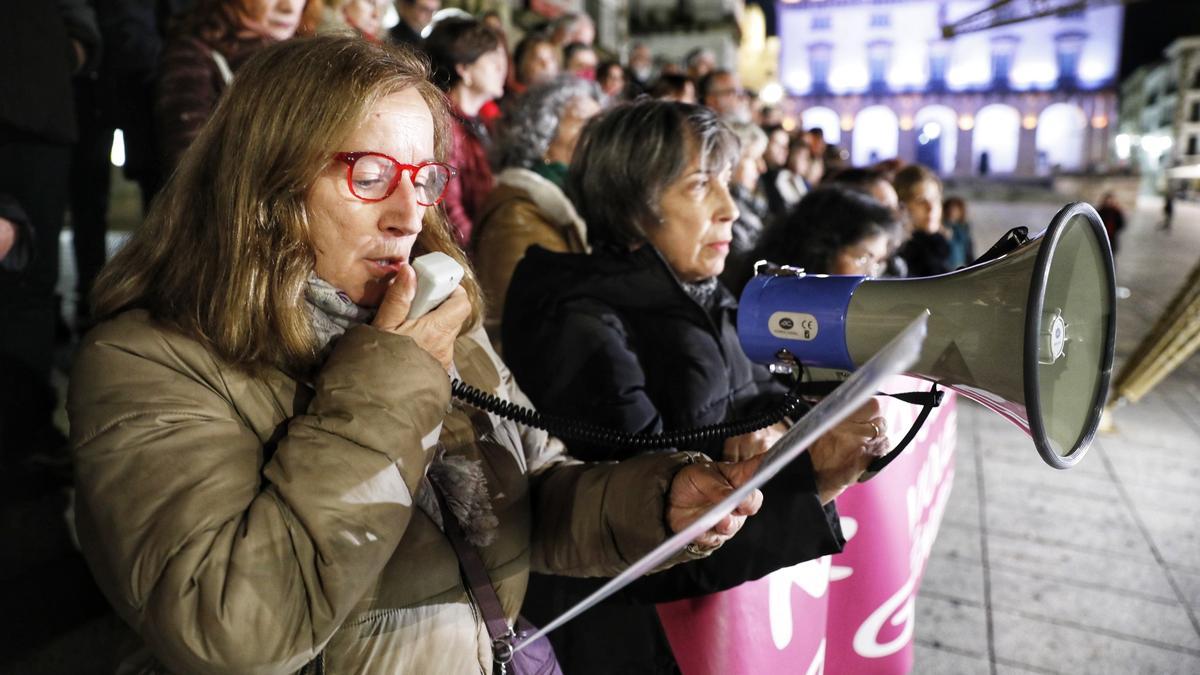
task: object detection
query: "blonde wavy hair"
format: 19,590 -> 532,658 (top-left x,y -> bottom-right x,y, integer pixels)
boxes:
93,36 -> 483,374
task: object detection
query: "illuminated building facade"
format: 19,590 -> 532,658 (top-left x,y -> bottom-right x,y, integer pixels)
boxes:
775,0 -> 1123,177
1116,37 -> 1200,192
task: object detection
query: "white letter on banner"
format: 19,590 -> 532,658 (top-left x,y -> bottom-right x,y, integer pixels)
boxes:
853,573 -> 916,658
769,557 -> 831,649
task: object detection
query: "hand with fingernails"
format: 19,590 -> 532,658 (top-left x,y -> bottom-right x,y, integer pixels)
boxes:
807,398 -> 890,504
666,453 -> 767,551
371,263 -> 471,372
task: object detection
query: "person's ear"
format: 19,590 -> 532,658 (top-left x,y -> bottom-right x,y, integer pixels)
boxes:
455,62 -> 472,87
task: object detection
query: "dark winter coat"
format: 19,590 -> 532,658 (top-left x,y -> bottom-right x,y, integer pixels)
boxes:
154,30 -> 270,171
0,194 -> 34,272
503,245 -> 844,675
0,0 -> 99,144
443,107 -> 493,247
897,230 -> 953,277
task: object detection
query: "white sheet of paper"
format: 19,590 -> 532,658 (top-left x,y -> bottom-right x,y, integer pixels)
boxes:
515,312 -> 930,651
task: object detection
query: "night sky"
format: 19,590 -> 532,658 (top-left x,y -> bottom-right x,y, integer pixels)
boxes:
1120,0 -> 1200,78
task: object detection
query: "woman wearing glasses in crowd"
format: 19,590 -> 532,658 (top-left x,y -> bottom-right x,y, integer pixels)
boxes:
69,37 -> 767,674
738,187 -> 900,294
501,101 -> 892,675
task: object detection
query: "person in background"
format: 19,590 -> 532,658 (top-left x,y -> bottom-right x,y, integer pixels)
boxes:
596,60 -> 626,100
745,187 -> 899,286
802,128 -> 827,185
1098,191 -> 1126,256
474,76 -> 602,343
720,120 -> 771,291
699,69 -> 749,122
825,166 -> 906,277
563,41 -> 598,81
70,37 -> 763,673
761,131 -> 810,220
893,163 -> 951,277
1160,188 -> 1174,231
318,0 -> 389,39
873,157 -> 905,183
480,9 -> 503,33
502,100 -> 891,675
757,105 -> 783,128
389,0 -> 438,47
648,73 -> 695,103
1,1 -> 99,468
942,196 -> 975,269
509,30 -> 559,93
549,11 -> 594,47
825,166 -> 900,211
0,200 -> 31,269
684,47 -> 716,81
156,0 -> 319,172
627,41 -> 654,95
424,16 -> 507,246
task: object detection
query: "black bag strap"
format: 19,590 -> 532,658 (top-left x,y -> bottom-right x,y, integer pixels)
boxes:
792,380 -> 945,481
431,485 -> 517,668
861,382 -> 942,481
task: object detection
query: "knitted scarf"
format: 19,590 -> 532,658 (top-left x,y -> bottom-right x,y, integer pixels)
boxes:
305,275 -> 498,546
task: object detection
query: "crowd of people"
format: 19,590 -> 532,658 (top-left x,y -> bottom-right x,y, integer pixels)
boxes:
2,2 -> 986,673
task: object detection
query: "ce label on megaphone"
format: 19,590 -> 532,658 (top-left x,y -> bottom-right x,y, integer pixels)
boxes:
769,312 -> 820,341
738,202 -> 1117,470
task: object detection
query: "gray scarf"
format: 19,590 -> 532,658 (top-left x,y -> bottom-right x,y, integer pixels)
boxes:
305,275 -> 498,546
681,276 -> 721,310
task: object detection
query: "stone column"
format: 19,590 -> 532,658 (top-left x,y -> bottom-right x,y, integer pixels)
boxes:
1016,125 -> 1037,176
956,125 -> 974,176
898,125 -> 918,164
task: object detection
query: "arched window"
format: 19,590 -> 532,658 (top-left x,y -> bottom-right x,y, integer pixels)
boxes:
914,105 -> 959,174
1036,103 -> 1088,172
852,106 -> 899,166
973,104 -> 1020,174
801,106 -> 842,145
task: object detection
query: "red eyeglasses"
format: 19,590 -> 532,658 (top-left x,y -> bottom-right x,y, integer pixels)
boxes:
333,152 -> 457,206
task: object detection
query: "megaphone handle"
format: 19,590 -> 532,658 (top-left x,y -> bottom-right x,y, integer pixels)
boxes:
858,383 -> 942,482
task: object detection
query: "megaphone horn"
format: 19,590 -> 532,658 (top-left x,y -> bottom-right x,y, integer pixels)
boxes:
738,202 -> 1117,469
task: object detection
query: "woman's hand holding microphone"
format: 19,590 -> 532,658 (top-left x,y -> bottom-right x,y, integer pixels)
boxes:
371,263 -> 471,371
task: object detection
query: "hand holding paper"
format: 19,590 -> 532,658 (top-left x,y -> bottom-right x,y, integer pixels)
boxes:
667,454 -> 767,550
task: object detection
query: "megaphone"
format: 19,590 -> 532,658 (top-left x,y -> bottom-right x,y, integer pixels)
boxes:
738,202 -> 1117,469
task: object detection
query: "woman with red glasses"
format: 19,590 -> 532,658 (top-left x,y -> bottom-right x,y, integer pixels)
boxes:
68,36 -> 767,674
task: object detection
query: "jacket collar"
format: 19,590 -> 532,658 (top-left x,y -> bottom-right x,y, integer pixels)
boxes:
512,244 -> 737,317
494,167 -> 589,250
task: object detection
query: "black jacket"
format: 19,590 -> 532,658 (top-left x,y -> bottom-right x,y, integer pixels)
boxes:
503,245 -> 844,675
0,1 -> 99,143
897,230 -> 952,278
0,194 -> 34,272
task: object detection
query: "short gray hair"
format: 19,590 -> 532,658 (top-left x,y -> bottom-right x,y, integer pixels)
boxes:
726,120 -> 767,159
493,75 -> 603,170
568,100 -> 740,249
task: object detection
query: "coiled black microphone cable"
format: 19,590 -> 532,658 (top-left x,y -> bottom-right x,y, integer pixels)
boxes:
450,378 -> 807,449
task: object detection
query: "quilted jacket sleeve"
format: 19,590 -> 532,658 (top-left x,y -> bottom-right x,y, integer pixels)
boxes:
69,318 -> 450,675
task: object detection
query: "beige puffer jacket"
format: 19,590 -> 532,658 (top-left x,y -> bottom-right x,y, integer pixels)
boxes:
69,310 -> 699,675
473,168 -> 588,346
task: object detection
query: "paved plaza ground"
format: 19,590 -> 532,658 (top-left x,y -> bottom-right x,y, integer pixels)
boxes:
1,190 -> 1197,673
914,197 -> 1200,674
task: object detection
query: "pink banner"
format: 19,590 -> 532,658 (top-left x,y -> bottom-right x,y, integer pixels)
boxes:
659,377 -> 958,674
